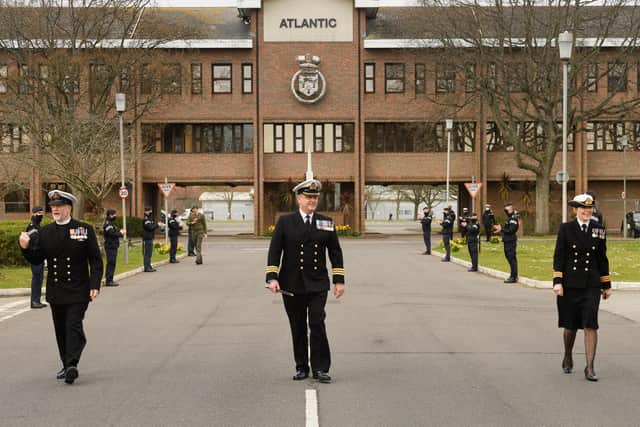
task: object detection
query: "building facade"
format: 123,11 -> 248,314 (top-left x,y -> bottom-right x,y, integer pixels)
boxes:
2,0 -> 639,233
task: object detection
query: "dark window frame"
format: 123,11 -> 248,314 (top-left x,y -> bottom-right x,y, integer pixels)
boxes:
273,124 -> 284,153
212,63 -> 232,94
242,63 -> 253,94
608,61 -> 627,93
385,63 -> 405,93
314,124 -> 324,152
364,63 -> 375,94
294,124 -> 304,153
436,63 -> 455,93
415,63 -> 426,95
587,62 -> 598,93
191,63 -> 202,95
0,63 -> 7,94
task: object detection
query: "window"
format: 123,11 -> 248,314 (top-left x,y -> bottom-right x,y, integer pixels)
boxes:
89,64 -> 111,102
1,125 -> 26,153
464,62 -> 476,93
38,64 -> 49,83
163,64 -> 181,95
19,65 -> 30,95
385,63 -> 404,93
314,124 -> 324,152
364,122 -> 474,153
364,63 -> 375,93
587,121 -> 627,151
587,63 -> 597,92
4,190 -> 30,213
486,122 -> 513,152
191,63 -> 202,94
62,66 -> 80,94
0,64 -> 7,94
294,124 -> 304,152
163,124 -> 185,153
436,64 -> 455,93
487,62 -> 496,91
140,64 -> 152,95
415,64 -> 425,95
274,124 -> 284,152
119,66 -> 130,93
242,63 -> 252,94
212,64 -> 232,93
334,124 -> 344,152
508,63 -> 526,92
608,62 -> 627,93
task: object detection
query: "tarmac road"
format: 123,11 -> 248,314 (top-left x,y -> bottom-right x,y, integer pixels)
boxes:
1,237 -> 639,427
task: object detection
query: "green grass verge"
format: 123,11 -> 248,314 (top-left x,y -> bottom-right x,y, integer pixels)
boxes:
451,239 -> 640,282
0,246 -> 176,289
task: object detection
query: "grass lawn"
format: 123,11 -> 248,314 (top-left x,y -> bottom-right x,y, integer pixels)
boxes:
0,245 -> 175,289
449,239 -> 640,282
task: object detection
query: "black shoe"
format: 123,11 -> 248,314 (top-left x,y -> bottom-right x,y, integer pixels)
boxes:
65,366 -> 78,384
467,268 -> 478,272
562,356 -> 573,374
312,371 -> 332,383
188,253 -> 196,257
31,302 -> 47,309
195,261 -> 203,265
503,277 -> 517,283
441,258 -> 450,262
584,367 -> 598,382
144,268 -> 157,272
292,370 -> 309,381
169,260 -> 180,263
105,282 -> 119,287
56,368 -> 66,380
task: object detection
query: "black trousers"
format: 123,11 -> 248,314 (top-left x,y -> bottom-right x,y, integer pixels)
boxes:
30,263 -> 44,303
187,229 -> 195,256
504,240 -> 518,279
50,302 -> 89,368
468,241 -> 478,270
282,291 -> 331,373
422,232 -> 431,253
169,235 -> 178,261
442,234 -> 451,260
142,239 -> 153,270
484,226 -> 492,242
105,247 -> 118,284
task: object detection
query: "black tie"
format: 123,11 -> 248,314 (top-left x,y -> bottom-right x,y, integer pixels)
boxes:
305,215 -> 311,228
581,224 -> 587,233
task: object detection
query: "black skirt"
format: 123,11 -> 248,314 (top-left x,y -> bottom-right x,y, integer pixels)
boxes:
557,287 -> 602,330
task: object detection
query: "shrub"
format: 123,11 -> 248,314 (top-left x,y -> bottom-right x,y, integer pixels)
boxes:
113,216 -> 144,238
0,220 -> 31,266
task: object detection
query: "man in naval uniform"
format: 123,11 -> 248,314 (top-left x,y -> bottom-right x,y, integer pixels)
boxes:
265,178 -> 345,384
19,190 -> 103,384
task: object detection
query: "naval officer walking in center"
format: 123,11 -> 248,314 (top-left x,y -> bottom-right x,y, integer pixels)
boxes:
265,178 -> 345,384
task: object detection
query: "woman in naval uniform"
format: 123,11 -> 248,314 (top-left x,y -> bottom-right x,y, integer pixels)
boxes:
552,193 -> 612,382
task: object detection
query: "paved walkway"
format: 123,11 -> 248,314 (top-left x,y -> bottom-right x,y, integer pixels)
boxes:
1,238 -> 639,426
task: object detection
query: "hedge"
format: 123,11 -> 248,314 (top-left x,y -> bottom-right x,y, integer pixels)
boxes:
0,219 -> 51,266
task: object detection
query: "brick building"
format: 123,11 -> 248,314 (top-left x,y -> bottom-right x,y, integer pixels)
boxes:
2,0 -> 639,233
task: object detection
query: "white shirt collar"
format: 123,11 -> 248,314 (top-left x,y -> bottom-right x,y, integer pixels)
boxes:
576,218 -> 590,229
56,217 -> 72,225
299,210 -> 314,222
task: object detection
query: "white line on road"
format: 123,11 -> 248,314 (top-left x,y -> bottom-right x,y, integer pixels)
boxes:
305,389 -> 319,427
0,299 -> 30,310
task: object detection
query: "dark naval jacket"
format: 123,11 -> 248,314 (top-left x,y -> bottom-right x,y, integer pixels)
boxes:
553,219 -> 611,289
103,219 -> 123,249
421,213 -> 432,233
441,214 -> 454,236
22,219 -> 103,304
466,222 -> 480,244
266,212 -> 344,295
502,212 -> 520,242
168,216 -> 182,237
143,214 -> 158,240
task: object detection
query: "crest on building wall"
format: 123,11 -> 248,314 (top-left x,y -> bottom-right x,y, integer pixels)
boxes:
291,54 -> 326,104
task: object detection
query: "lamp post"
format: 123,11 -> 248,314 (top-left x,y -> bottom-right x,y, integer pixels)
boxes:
558,30 -> 573,223
445,119 -> 453,207
115,93 -> 128,263
620,135 -> 629,239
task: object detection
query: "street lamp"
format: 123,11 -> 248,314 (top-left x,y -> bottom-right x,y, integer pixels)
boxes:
620,135 -> 629,239
115,93 -> 129,263
445,119 -> 453,208
558,30 -> 573,223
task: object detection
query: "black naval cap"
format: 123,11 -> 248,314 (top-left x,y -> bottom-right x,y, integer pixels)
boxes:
292,179 -> 322,196
48,190 -> 77,206
171,209 -> 178,215
32,205 -> 44,213
144,206 -> 152,212
106,208 -> 116,216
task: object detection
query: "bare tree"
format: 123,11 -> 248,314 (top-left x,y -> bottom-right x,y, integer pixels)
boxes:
222,190 -> 234,220
406,1 -> 640,232
0,0 -> 204,217
401,184 -> 445,218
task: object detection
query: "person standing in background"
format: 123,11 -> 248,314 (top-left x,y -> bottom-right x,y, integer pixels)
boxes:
187,205 -> 207,265
168,209 -> 182,263
142,207 -> 158,272
420,206 -> 433,255
482,204 -> 495,242
26,205 -> 46,308
103,208 -> 125,286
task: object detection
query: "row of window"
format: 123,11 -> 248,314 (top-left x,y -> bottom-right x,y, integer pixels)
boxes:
365,122 -> 475,153
0,63 -> 253,96
143,124 -> 254,153
1,125 -> 24,153
365,62 -> 639,95
264,123 -> 354,153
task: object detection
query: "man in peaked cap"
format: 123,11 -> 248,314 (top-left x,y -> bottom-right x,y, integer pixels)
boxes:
26,205 -> 46,308
265,177 -> 345,384
19,189 -> 103,384
494,202 -> 520,283
168,209 -> 183,263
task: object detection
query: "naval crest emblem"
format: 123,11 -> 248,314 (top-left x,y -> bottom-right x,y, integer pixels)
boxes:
291,54 -> 326,104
